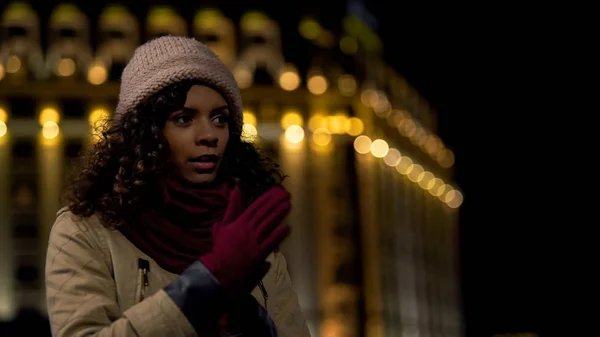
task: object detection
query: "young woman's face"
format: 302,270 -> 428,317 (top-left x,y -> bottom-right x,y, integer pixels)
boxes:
162,85 -> 230,184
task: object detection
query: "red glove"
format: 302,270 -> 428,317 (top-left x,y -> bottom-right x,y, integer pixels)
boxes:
200,186 -> 291,297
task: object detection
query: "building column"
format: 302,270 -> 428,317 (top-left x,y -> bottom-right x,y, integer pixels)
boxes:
0,134 -> 15,320
380,161 -> 403,336
37,133 -> 63,314
356,153 -> 384,337
278,134 -> 319,336
312,137 -> 361,337
446,207 -> 463,337
413,187 -> 431,337
396,178 -> 421,337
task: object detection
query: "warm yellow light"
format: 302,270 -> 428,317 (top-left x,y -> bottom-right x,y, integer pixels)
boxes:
0,64 -> 5,80
432,183 -> 448,197
396,118 -> 406,130
339,36 -> 358,54
52,4 -> 81,23
372,93 -> 390,116
399,118 -> 416,137
194,9 -> 223,30
370,139 -> 389,158
308,114 -> 327,131
395,156 -> 413,175
0,108 -> 7,123
338,74 -> 357,96
88,108 -> 110,128
438,149 -> 455,168
279,71 -> 300,91
386,113 -> 396,127
344,117 -> 364,136
6,55 -> 21,73
418,135 -> 429,150
406,125 -> 417,138
418,171 -> 434,189
360,89 -> 376,106
56,58 -> 76,77
281,111 -> 303,129
412,127 -> 427,146
147,6 -> 180,28
241,123 -> 258,142
39,108 -> 60,126
233,65 -> 253,89
353,135 -> 371,154
368,90 -> 383,107
327,115 -> 346,134
427,177 -> 444,192
439,186 -> 454,203
42,121 -> 60,139
407,164 -> 424,182
307,75 -> 328,95
375,106 -> 392,119
445,189 -> 464,208
88,62 -> 108,85
243,111 -> 257,126
240,11 -> 268,32
0,121 -> 7,138
312,128 -> 331,146
102,5 -> 131,26
425,135 -> 441,155
299,18 -> 321,40
284,125 -> 304,144
389,109 -> 406,127
321,319 -> 342,337
383,148 -> 401,167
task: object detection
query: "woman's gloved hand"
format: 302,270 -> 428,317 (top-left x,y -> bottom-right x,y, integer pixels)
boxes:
200,186 -> 291,297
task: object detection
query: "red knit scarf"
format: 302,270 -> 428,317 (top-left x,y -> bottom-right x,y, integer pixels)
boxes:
119,176 -> 273,335
119,175 -> 233,275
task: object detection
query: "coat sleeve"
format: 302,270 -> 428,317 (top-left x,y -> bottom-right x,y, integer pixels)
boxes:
45,211 -> 223,337
269,252 -> 312,337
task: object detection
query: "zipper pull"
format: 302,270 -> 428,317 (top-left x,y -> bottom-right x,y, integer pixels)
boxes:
143,269 -> 149,287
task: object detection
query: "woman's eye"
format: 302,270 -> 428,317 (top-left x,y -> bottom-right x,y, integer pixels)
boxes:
213,114 -> 228,125
175,115 -> 193,125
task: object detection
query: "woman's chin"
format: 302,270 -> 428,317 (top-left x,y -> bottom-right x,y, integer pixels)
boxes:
179,170 -> 220,186
187,174 -> 216,185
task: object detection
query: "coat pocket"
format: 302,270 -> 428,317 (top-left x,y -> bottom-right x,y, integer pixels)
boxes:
135,258 -> 150,302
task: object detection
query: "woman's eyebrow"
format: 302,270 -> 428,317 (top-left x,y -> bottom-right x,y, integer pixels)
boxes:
212,105 -> 230,114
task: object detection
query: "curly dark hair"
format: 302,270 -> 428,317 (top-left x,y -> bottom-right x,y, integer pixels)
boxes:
62,80 -> 286,229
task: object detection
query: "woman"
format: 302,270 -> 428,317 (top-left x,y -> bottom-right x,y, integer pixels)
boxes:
45,36 -> 311,337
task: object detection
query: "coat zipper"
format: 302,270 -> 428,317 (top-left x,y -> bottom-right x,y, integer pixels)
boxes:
137,258 -> 150,301
258,280 -> 268,310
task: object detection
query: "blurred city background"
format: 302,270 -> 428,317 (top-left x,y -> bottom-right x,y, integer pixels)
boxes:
0,1 -> 550,337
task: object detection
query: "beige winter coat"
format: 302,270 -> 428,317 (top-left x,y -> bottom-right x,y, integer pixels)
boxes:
45,207 -> 311,337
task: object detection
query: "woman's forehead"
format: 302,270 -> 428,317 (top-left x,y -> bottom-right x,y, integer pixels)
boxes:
183,85 -> 228,109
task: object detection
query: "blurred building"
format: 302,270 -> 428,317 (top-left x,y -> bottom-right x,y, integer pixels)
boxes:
0,2 -> 464,337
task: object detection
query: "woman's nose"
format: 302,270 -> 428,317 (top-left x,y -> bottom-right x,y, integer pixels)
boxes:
194,120 -> 219,147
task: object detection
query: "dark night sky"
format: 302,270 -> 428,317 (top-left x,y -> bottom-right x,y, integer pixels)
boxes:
367,3 -> 554,336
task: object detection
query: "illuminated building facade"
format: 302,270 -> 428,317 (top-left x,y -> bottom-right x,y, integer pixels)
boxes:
0,2 -> 464,336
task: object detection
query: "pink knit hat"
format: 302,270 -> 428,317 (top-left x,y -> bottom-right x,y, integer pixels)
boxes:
115,35 -> 243,130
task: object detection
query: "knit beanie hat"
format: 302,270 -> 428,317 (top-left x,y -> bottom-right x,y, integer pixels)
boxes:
115,35 -> 243,130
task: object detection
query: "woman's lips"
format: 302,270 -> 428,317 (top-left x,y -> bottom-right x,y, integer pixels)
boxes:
190,162 -> 216,170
